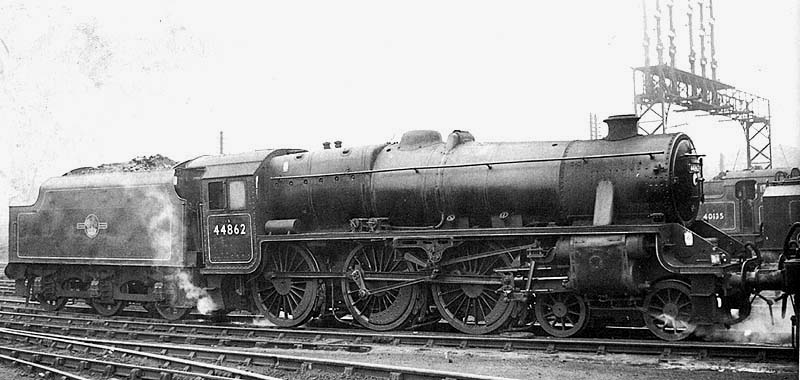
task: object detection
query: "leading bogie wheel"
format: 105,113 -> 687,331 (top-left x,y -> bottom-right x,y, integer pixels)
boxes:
341,244 -> 423,331
534,292 -> 589,338
642,280 -> 696,341
250,243 -> 321,327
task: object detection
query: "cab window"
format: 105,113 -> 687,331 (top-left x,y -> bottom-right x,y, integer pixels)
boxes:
228,180 -> 246,210
208,182 -> 226,210
735,181 -> 756,200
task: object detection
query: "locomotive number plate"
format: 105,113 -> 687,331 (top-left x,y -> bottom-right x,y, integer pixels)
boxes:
207,214 -> 253,263
700,202 -> 736,230
212,223 -> 247,236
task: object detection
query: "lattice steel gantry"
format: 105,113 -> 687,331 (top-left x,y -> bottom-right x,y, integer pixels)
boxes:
631,0 -> 772,169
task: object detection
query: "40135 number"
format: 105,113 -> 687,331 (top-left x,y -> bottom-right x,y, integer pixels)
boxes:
703,212 -> 725,221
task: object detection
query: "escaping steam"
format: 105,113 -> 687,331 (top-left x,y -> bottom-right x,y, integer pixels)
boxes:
649,312 -> 695,335
176,271 -> 217,315
251,318 -> 276,327
698,293 -> 794,344
143,188 -> 176,261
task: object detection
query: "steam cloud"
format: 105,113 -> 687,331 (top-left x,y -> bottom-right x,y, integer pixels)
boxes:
698,293 -> 794,344
176,271 -> 217,315
251,318 -> 276,327
136,172 -> 217,315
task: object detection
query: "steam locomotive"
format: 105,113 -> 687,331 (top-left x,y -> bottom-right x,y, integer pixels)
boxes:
699,167 -> 800,262
7,115 -> 800,341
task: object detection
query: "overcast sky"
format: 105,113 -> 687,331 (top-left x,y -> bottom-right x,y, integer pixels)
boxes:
1,1 -> 799,203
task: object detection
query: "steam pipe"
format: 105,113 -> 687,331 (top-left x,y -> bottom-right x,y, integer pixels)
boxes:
730,223 -> 800,293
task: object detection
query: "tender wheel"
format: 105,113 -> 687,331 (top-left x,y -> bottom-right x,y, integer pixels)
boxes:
251,243 -> 321,327
642,280 -> 696,341
341,244 -> 422,331
36,295 -> 67,311
431,241 -> 516,334
142,302 -> 158,317
534,292 -> 589,337
152,301 -> 192,321
91,300 -> 125,316
150,280 -> 192,321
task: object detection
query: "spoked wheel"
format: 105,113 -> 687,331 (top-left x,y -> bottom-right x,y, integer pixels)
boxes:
534,292 -> 589,337
431,241 -> 516,334
642,280 -> 696,341
36,295 -> 67,311
341,244 -> 423,331
250,243 -> 321,327
91,299 -> 125,317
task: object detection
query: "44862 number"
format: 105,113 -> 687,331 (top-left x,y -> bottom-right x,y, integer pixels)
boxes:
213,223 -> 247,236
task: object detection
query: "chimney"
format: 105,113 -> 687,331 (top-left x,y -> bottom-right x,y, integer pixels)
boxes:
334,140 -> 343,148
603,114 -> 640,141
322,141 -> 331,149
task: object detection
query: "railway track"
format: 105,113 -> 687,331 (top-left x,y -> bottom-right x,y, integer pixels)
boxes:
0,327 -> 508,380
0,351 -> 92,380
0,302 -> 793,363
0,294 -> 785,342
0,280 -> 14,297
0,327 -> 284,380
0,308 -> 371,353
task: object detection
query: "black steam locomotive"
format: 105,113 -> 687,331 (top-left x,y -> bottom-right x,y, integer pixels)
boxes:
699,167 -> 800,261
7,115 -> 800,341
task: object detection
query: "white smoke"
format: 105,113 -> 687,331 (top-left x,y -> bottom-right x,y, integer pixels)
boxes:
698,294 -> 794,344
251,318 -> 276,327
176,271 -> 217,315
648,312 -> 695,337
726,300 -> 794,344
140,182 -> 178,262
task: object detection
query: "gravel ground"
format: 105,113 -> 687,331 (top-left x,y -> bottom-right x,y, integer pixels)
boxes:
246,344 -> 798,380
0,366 -> 34,380
0,343 -> 796,380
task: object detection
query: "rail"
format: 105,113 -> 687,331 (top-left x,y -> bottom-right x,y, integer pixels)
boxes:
0,327 -> 282,380
0,351 -> 91,380
0,304 -> 793,362
2,327 -> 510,380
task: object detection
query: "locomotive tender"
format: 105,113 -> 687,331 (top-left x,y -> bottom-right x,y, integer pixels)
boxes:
7,115 -> 800,340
